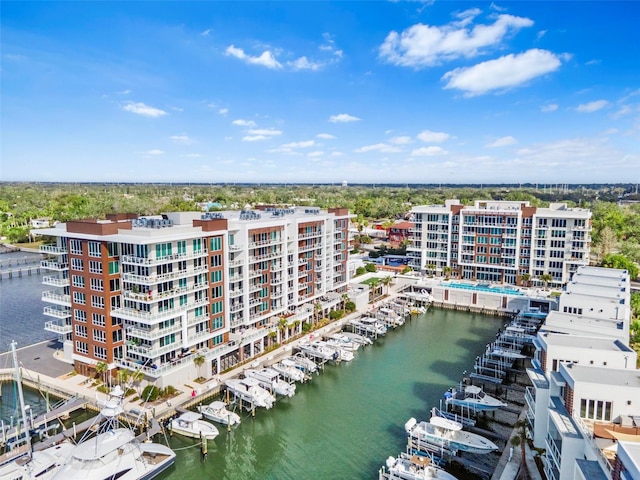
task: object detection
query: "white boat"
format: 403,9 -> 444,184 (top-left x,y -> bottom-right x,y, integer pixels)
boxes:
298,341 -> 340,361
376,307 -> 404,327
405,417 -> 498,455
225,378 -> 276,409
51,384 -> 175,480
244,368 -> 296,397
271,359 -> 306,382
488,345 -> 527,360
341,332 -> 373,346
349,317 -> 386,337
316,340 -> 355,362
444,385 -> 507,412
169,411 -> 219,441
380,453 -> 459,480
197,401 -> 241,426
288,354 -> 319,374
326,334 -> 361,351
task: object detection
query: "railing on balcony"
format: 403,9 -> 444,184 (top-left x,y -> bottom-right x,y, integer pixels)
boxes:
42,290 -> 71,305
122,282 -> 209,303
248,238 -> 283,248
575,417 -> 614,474
230,303 -> 244,313
42,276 -> 70,287
299,243 -> 320,253
127,342 -> 179,358
44,320 -> 72,334
126,323 -> 183,341
186,313 -> 210,326
39,245 -> 67,255
298,230 -> 322,240
43,306 -> 71,319
524,386 -> 536,411
186,329 -> 212,344
121,249 -> 208,266
41,260 -> 68,271
122,265 -> 208,284
112,297 -> 209,323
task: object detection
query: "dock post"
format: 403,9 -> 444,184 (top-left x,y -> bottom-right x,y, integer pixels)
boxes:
200,431 -> 207,459
251,402 -> 255,419
73,421 -> 77,439
227,415 -> 231,432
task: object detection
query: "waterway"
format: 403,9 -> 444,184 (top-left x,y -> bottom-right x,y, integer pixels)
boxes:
159,310 -> 504,480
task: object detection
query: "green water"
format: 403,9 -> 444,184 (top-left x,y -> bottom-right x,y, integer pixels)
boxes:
157,310 -> 504,480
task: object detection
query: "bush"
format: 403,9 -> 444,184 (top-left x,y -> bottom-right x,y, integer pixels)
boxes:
97,384 -> 110,394
345,301 -> 356,312
161,385 -> 178,397
141,385 -> 160,403
355,266 -> 366,276
302,322 -> 312,333
124,388 -> 136,397
365,263 -> 377,272
368,251 -> 380,258
329,310 -> 345,320
401,266 -> 412,274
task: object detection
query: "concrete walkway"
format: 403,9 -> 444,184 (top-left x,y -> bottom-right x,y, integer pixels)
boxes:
491,410 -> 543,480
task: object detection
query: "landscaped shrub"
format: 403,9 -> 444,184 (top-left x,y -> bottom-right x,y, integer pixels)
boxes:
345,301 -> 356,312
141,385 -> 160,403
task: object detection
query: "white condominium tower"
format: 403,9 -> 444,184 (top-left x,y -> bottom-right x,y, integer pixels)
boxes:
36,207 -> 350,386
408,200 -> 591,287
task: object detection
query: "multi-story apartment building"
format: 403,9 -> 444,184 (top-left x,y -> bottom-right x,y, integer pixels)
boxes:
525,266 -> 636,480
37,207 -> 350,386
408,200 -> 591,286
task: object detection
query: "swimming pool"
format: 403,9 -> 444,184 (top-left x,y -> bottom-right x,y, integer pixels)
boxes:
441,281 -> 524,296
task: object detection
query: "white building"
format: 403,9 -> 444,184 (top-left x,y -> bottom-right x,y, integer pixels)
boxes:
408,200 -> 591,287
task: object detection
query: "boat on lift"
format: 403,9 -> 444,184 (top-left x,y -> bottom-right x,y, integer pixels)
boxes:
315,340 -> 355,362
405,417 -> 498,455
271,359 -> 306,382
340,332 -> 373,346
444,384 -> 507,412
197,401 -> 241,426
243,368 -> 296,397
380,453 -> 459,480
225,378 -> 276,409
169,411 -> 219,441
298,341 -> 340,362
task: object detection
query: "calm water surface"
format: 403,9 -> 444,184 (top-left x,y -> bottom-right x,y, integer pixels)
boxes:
159,310 -> 504,480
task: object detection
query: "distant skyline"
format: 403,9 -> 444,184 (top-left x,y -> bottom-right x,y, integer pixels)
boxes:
2,1 -> 639,184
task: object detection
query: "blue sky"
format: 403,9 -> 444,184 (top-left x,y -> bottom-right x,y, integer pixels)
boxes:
2,1 -> 639,184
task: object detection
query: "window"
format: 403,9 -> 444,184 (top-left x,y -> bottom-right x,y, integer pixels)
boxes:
210,237 -> 222,251
90,278 -> 104,291
88,241 -> 101,257
109,278 -> 120,291
177,240 -> 186,255
107,242 -> 118,257
211,285 -> 223,299
89,261 -> 103,274
210,254 -> 223,267
108,261 -> 119,275
112,330 -> 122,343
72,275 -> 85,288
70,239 -> 83,255
75,341 -> 88,354
211,301 -> 223,314
75,325 -> 87,338
73,292 -> 86,305
74,309 -> 86,322
160,333 -> 175,347
211,270 -> 223,283
93,346 -> 107,360
580,398 -> 612,421
93,329 -> 106,343
91,295 -> 105,309
193,238 -> 202,252
212,316 -> 223,330
92,313 -> 105,326
212,334 -> 223,346
71,258 -> 84,271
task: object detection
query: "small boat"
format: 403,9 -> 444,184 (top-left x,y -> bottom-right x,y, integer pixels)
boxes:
380,453 -> 459,480
298,341 -> 340,362
326,334 -> 361,351
244,368 -> 296,397
169,411 -> 219,441
225,378 -> 276,409
376,307 -> 404,327
341,332 -> 373,346
488,345 -> 527,360
444,385 -> 507,411
405,417 -> 498,455
316,340 -> 355,362
349,317 -> 386,337
271,359 -> 306,382
197,401 -> 241,426
287,353 -> 319,374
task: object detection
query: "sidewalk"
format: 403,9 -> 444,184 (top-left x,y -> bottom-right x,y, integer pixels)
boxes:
491,410 -> 542,480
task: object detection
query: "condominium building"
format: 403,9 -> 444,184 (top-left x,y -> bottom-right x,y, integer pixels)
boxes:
37,207 -> 350,386
525,266 -> 636,480
408,200 -> 591,286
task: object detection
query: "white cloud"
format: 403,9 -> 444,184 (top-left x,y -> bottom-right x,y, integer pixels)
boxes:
541,103 -> 558,112
243,135 -> 269,142
308,151 -> 324,157
379,13 -> 534,68
122,102 -> 167,118
417,130 -> 450,143
490,3 -> 507,12
536,30 -> 547,40
575,100 -> 609,113
143,149 -> 164,155
169,135 -> 193,144
411,146 -> 448,156
182,153 -> 202,158
218,108 -> 229,115
330,151 -> 343,157
442,49 -> 563,96
287,56 -> 325,71
612,105 -> 633,119
485,136 -> 517,148
232,119 -> 256,127
389,136 -> 413,145
201,29 -> 211,36
329,113 -> 360,123
354,143 -> 403,153
225,45 -> 282,69
317,133 -> 336,139
585,59 -> 601,66
281,140 -> 315,148
248,128 -> 282,136
116,89 -> 131,95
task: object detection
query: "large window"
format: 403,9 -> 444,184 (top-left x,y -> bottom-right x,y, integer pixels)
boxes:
580,398 -> 612,421
93,329 -> 106,343
73,292 -> 86,305
89,261 -> 103,274
88,241 -> 101,257
75,341 -> 88,354
90,278 -> 104,291
210,237 -> 222,251
72,275 -> 85,288
69,239 -> 83,255
71,258 -> 84,271
94,346 -> 107,360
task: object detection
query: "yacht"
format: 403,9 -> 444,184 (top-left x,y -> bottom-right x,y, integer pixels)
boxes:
340,332 -> 373,346
349,317 -> 386,337
169,412 -> 219,440
243,368 -> 296,397
405,417 -> 498,455
271,359 -> 306,382
51,385 -> 175,480
197,401 -> 241,427
380,453 -> 459,480
225,378 -> 276,409
298,341 -> 340,362
316,340 -> 354,362
444,385 -> 507,412
376,307 -> 404,328
325,334 -> 360,351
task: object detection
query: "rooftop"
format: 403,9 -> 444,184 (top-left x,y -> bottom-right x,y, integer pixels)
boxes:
561,363 -> 640,388
537,332 -> 633,352
574,459 -> 609,480
548,396 -> 581,439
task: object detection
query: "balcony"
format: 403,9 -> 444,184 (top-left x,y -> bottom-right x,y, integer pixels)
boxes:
41,260 -> 68,271
121,249 -> 208,266
229,258 -> 245,267
186,313 -> 210,326
524,386 -> 536,411
127,342 -> 180,358
298,230 -> 322,240
248,297 -> 263,307
43,306 -> 71,319
42,290 -> 71,306
39,245 -> 67,255
44,320 -> 72,335
42,276 -> 70,287
229,244 -> 244,252
123,282 -> 209,303
229,288 -> 243,298
298,243 -> 319,253
249,251 -> 281,263
186,328 -> 214,345
112,297 -> 209,324
249,283 -> 263,293
122,265 -> 208,285
230,303 -> 244,313
126,323 -> 182,341
248,238 -> 283,248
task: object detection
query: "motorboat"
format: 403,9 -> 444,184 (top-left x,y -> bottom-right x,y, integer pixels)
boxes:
0,441 -> 75,480
488,345 -> 527,360
225,378 -> 276,409
501,325 -> 535,344
340,332 -> 373,346
298,341 -> 340,362
376,307 -> 404,327
404,417 -> 498,455
169,411 -> 219,441
51,384 -> 175,480
380,453 -> 459,480
326,333 -> 361,351
197,401 -> 241,426
316,340 -> 355,362
444,385 -> 507,412
244,368 -> 296,397
271,359 -> 306,382
288,353 -> 319,374
349,317 -> 386,337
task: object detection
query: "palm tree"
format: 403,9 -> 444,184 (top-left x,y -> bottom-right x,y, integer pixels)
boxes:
116,369 -> 130,386
427,263 -> 436,276
442,266 -> 452,280
314,302 -> 322,325
540,273 -> 554,290
341,293 -> 349,311
511,419 -> 531,480
381,276 -> 392,295
95,361 -> 109,385
129,369 -> 144,395
279,317 -> 289,342
369,278 -> 380,302
193,353 -> 206,379
520,273 -> 531,287
267,330 -> 278,347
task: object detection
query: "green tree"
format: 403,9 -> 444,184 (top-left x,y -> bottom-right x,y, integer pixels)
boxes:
381,276 -> 392,295
95,361 -> 109,385
520,273 -> 531,287
116,369 -> 130,386
601,253 -> 639,280
365,263 -> 377,273
193,353 -> 206,379
427,263 -> 436,276
510,419 -> 531,480
442,266 -> 452,280
539,273 -> 554,290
